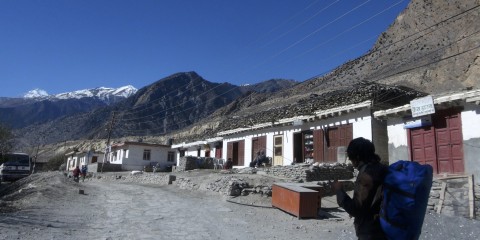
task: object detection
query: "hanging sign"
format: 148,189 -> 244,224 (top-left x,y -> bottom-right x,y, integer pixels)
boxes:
404,115 -> 432,129
410,96 -> 435,117
293,119 -> 303,126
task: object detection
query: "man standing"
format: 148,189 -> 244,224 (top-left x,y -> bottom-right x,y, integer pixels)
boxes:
72,166 -> 81,183
81,165 -> 88,182
333,137 -> 388,240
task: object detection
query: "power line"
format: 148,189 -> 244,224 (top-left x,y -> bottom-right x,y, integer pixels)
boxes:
285,0 -> 406,65
107,3 -> 480,137
117,35 -> 480,136
244,0 -> 323,50
116,82 -> 239,123
118,74 -> 226,117
247,0 -> 372,72
126,2 -> 479,126
118,81 -> 230,120
258,0 -> 340,50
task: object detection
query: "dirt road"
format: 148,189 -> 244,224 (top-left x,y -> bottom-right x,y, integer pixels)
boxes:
1,172 -> 479,240
0,173 -> 355,240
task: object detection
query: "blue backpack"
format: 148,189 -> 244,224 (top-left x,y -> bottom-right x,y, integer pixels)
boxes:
380,160 -> 433,240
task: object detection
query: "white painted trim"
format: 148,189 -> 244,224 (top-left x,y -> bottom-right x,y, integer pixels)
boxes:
315,100 -> 372,117
374,89 -> 480,117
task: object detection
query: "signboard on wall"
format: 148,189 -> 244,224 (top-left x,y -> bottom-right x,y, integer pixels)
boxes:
404,115 -> 432,129
410,95 -> 435,117
293,119 -> 303,126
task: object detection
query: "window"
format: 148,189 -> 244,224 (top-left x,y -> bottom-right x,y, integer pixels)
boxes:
124,149 -> 129,158
143,149 -> 151,160
168,151 -> 175,162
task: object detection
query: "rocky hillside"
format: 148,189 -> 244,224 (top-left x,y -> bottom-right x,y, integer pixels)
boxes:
12,72 -> 296,150
162,0 -> 480,143
0,86 -> 137,129
12,0 -> 480,158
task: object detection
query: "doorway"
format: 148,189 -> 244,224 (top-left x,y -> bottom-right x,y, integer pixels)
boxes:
409,109 -> 464,174
273,135 -> 283,166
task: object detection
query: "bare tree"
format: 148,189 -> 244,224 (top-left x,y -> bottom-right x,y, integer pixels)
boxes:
0,124 -> 14,156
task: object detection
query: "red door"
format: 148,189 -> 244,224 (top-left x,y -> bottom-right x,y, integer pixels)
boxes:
435,111 -> 464,173
227,140 -> 245,166
325,124 -> 353,162
252,136 -> 266,159
215,145 -> 223,158
313,129 -> 324,163
410,126 -> 438,173
409,109 -> 464,174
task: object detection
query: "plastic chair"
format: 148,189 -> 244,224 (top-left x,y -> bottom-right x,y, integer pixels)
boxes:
218,158 -> 225,169
214,158 -> 225,170
213,158 -> 219,170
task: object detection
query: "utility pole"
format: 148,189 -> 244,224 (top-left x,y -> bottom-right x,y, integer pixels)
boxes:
102,111 -> 116,173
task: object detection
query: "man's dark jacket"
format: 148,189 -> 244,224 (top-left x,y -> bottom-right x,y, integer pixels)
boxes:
336,161 -> 388,240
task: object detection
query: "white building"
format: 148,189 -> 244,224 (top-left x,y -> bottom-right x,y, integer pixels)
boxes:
171,137 -> 224,162
374,89 -> 480,183
66,150 -> 104,171
107,141 -> 176,171
217,101 -> 386,168
170,83 -> 423,169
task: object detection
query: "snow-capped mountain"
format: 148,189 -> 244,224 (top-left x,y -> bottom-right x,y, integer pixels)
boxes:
24,88 -> 49,98
23,85 -> 137,103
0,85 -> 138,129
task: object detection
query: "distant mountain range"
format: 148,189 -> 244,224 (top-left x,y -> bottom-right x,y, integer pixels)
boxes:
23,85 -> 137,102
4,73 -> 296,148
0,86 -> 138,129
3,0 -> 480,157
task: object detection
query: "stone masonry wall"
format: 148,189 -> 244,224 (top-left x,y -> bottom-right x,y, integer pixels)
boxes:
262,163 -> 354,182
428,177 -> 479,219
175,156 -> 215,172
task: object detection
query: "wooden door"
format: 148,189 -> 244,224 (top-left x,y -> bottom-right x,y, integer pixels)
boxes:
313,129 -> 324,163
215,143 -> 223,159
227,140 -> 245,166
435,111 -> 464,173
325,124 -> 353,162
409,126 -> 438,173
251,136 -> 266,160
227,142 -> 233,163
238,140 -> 245,166
273,135 -> 284,166
409,109 -> 464,174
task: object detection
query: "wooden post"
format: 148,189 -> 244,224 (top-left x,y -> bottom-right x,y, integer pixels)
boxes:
437,181 -> 447,214
468,175 -> 475,219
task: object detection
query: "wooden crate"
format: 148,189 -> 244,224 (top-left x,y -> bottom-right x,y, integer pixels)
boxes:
272,183 -> 321,219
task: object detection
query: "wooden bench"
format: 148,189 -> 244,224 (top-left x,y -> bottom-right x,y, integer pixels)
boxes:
271,182 -> 322,219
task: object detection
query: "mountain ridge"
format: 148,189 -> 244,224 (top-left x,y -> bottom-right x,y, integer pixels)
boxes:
23,85 -> 138,102
5,0 -> 480,159
10,72 -> 297,149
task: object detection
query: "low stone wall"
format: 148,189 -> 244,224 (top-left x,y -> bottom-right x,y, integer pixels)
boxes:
89,163 -> 123,173
92,172 -> 176,185
173,175 -> 272,197
175,156 -> 216,171
262,163 -> 354,182
428,176 -> 479,219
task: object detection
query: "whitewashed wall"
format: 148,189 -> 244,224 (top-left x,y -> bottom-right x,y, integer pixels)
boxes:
221,108 -> 373,167
462,104 -> 480,183
110,145 -> 174,171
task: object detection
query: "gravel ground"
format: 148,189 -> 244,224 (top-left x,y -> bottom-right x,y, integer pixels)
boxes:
0,171 -> 479,240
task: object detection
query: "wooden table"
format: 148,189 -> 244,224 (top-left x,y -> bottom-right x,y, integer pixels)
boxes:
271,182 -> 322,219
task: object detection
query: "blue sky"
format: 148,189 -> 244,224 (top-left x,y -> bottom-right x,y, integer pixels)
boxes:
0,0 -> 410,97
